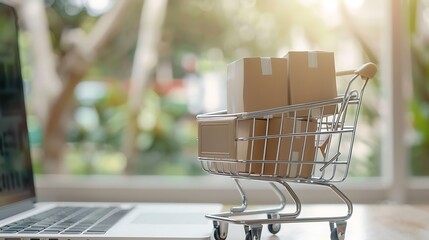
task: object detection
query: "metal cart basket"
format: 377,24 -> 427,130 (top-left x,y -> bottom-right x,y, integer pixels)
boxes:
197,63 -> 377,240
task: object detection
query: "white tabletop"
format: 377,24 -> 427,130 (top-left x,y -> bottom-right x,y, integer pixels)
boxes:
219,204 -> 429,240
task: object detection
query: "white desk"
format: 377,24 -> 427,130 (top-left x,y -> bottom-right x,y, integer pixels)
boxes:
219,204 -> 429,240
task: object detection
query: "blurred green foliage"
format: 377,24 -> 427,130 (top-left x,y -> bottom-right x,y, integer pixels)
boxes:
24,0 -> 385,176
409,0 -> 429,175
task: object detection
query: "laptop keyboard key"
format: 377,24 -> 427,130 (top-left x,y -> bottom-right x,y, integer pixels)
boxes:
62,231 -> 83,234
85,209 -> 129,234
85,231 -> 107,234
42,230 -> 61,233
20,230 -> 40,233
7,227 -> 25,230
1,230 -> 19,233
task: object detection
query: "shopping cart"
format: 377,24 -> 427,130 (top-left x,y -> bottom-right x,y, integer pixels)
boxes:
197,62 -> 377,240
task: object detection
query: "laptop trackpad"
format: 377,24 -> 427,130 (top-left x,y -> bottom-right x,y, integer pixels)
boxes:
132,212 -> 208,225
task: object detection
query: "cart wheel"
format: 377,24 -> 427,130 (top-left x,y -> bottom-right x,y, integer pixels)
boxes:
329,221 -> 346,240
330,228 -> 339,240
212,221 -> 228,240
267,213 -> 281,234
244,225 -> 262,240
213,226 -> 225,240
245,231 -> 252,240
245,230 -> 262,240
268,223 -> 281,234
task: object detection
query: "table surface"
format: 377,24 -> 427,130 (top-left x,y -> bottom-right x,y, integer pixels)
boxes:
219,204 -> 429,240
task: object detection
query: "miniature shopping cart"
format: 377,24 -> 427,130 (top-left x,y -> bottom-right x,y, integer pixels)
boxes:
197,63 -> 377,240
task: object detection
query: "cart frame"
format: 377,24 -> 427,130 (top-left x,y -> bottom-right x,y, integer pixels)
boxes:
197,63 -> 377,240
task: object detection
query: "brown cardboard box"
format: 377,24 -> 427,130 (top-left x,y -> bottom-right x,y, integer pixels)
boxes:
285,51 -> 337,117
264,118 -> 317,178
198,117 -> 267,174
227,57 -> 288,114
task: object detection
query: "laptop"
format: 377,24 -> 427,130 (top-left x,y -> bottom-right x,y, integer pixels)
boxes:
0,3 -> 221,240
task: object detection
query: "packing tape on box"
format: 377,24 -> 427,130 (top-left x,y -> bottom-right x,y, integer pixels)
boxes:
316,134 -> 330,147
311,108 -> 321,117
260,57 -> 272,75
295,120 -> 302,139
290,151 -> 299,177
308,52 -> 318,68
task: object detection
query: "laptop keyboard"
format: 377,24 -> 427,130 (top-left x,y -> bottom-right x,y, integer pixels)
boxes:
0,206 -> 131,235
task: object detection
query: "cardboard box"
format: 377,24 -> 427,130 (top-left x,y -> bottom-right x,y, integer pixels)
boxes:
264,118 -> 317,178
285,51 -> 337,117
316,134 -> 331,158
198,117 -> 267,174
227,57 -> 288,114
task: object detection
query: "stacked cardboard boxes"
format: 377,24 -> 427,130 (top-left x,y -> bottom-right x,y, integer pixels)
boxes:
227,52 -> 337,115
265,118 -> 317,178
198,51 -> 337,178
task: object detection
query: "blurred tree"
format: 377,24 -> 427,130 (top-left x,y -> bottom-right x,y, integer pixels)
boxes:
122,0 -> 168,174
12,0 -> 135,173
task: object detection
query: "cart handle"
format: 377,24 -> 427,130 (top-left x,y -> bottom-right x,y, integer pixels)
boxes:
336,62 -> 377,80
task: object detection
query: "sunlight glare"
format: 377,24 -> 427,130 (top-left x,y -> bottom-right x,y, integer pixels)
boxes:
322,0 -> 338,14
85,0 -> 113,16
344,0 -> 364,10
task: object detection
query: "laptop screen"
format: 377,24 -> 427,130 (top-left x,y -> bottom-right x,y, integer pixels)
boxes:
0,4 -> 36,208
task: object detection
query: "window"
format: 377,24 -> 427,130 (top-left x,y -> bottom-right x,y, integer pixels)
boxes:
15,0 -> 428,203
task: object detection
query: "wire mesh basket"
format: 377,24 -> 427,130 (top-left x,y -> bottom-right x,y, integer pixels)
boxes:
197,63 -> 377,240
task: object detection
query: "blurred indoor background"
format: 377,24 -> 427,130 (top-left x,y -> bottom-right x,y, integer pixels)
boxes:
1,0 -> 428,204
